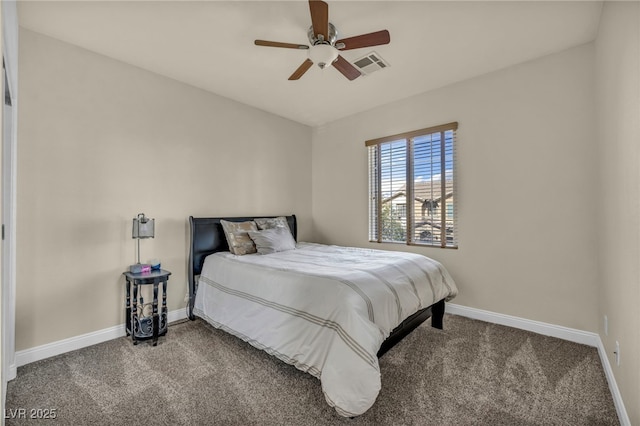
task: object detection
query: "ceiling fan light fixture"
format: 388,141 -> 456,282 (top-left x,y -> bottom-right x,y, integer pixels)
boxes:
309,44 -> 339,69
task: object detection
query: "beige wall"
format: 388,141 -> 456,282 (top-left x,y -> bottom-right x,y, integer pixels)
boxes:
595,2 -> 640,424
16,29 -> 312,351
312,44 -> 599,332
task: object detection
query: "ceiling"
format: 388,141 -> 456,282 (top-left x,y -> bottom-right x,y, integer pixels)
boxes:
17,1 -> 603,127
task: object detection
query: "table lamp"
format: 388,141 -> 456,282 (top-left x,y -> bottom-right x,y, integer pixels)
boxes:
130,213 -> 154,273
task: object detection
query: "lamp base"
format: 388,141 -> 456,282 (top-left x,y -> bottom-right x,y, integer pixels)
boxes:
129,264 -> 152,274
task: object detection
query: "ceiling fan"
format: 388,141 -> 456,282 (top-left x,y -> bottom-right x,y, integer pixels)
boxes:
254,0 -> 390,81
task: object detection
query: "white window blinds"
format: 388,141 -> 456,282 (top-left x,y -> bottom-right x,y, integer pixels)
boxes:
367,122 -> 458,248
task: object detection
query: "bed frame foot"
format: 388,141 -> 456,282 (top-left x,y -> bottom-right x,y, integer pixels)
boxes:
431,299 -> 445,329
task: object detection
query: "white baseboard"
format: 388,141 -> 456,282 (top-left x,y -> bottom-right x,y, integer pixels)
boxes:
595,337 -> 632,426
446,303 -> 600,346
14,308 -> 188,369
447,303 -> 630,426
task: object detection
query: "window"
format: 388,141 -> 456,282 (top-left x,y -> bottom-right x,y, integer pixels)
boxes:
367,122 -> 458,248
393,203 -> 406,219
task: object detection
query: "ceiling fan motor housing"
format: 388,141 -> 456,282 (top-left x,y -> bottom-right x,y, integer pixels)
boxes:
308,22 -> 338,46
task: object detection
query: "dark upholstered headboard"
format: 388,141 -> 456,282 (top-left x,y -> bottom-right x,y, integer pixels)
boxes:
187,215 -> 297,319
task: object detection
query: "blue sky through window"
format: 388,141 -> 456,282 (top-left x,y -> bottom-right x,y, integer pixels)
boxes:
379,131 -> 454,199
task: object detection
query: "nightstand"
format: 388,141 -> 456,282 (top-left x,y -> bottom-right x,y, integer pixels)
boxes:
123,269 -> 171,346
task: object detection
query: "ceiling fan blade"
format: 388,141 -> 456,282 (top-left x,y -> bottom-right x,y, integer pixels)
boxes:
309,0 -> 329,40
255,40 -> 309,50
332,55 -> 361,81
336,30 -> 390,50
289,59 -> 314,80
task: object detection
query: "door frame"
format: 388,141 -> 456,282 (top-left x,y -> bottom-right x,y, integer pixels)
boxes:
2,1 -> 19,406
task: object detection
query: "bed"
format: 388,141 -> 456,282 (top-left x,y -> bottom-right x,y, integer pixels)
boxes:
187,214 -> 457,417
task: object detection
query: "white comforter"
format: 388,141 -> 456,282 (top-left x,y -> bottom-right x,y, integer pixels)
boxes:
193,242 -> 457,417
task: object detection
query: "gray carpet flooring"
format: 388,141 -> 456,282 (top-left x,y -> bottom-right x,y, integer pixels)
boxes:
5,314 -> 619,425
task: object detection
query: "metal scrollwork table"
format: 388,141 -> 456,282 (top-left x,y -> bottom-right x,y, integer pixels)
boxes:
123,269 -> 171,346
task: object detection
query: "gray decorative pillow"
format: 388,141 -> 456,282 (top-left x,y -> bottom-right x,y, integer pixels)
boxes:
255,216 -> 291,233
220,220 -> 258,255
247,227 -> 296,255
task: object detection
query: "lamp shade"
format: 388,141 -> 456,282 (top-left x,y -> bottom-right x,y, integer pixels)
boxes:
132,213 -> 154,239
308,44 -> 339,69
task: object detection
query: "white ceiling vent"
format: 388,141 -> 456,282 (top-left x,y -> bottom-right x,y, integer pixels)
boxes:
351,51 -> 389,76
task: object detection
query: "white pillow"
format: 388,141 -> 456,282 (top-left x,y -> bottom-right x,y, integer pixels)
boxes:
247,227 -> 296,255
